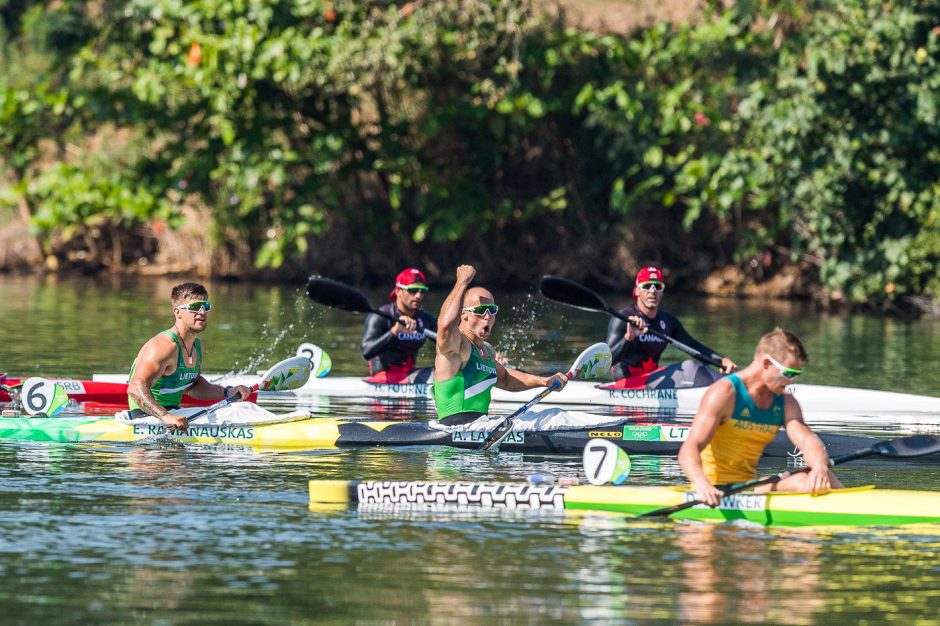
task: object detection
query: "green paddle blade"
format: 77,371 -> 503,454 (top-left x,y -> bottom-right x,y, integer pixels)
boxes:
568,343 -> 613,380
258,356 -> 312,391
297,343 -> 332,378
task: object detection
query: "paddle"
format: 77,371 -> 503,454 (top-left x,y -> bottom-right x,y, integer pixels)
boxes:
478,342 -> 613,451
306,276 -> 438,341
639,433 -> 940,518
295,342 -> 333,378
539,275 -> 724,369
174,355 -> 313,428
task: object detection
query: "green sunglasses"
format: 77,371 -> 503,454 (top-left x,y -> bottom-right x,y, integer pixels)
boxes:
766,354 -> 802,379
463,303 -> 499,317
397,284 -> 428,293
176,300 -> 212,313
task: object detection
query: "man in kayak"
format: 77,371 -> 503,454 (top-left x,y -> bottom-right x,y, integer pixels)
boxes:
433,264 -> 569,425
678,328 -> 843,505
605,266 -> 737,388
127,283 -> 251,430
360,268 -> 439,384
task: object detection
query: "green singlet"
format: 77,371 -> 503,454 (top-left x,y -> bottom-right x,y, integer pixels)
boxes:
433,342 -> 499,420
127,330 -> 202,410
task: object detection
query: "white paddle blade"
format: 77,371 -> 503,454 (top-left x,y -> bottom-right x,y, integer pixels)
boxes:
296,343 -> 332,378
258,356 -> 312,391
21,377 -> 70,416
582,438 -> 632,485
568,343 -> 613,380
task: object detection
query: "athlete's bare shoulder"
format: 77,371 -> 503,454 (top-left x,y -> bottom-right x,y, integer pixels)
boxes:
782,393 -> 804,422
708,376 -> 735,396
146,331 -> 178,354
434,332 -> 471,381
697,377 -> 736,420
136,332 -> 179,373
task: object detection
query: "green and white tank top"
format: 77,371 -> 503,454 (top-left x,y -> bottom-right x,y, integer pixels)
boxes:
127,330 -> 202,410
432,343 -> 498,419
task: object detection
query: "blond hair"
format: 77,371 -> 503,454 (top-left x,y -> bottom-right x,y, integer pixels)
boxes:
754,328 -> 807,363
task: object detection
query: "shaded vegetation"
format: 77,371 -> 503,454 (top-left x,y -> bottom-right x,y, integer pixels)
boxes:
1,0 -> 938,313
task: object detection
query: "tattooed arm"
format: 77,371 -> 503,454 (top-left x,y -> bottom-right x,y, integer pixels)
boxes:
128,335 -> 189,431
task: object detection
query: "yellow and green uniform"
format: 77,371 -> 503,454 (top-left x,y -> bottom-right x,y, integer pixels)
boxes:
701,373 -> 785,484
432,343 -> 498,420
127,330 -> 202,410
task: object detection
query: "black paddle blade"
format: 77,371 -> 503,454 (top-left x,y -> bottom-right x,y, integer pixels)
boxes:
479,421 -> 514,452
306,276 -> 375,314
873,434 -> 940,458
540,275 -> 609,313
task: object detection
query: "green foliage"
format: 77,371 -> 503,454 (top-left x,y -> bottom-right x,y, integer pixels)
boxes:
28,163 -> 173,236
706,0 -> 940,305
1,0 -> 938,312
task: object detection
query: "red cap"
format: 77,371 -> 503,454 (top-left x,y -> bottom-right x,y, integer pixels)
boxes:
390,268 -> 427,299
633,266 -> 664,297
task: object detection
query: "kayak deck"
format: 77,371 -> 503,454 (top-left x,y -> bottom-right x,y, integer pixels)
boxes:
309,481 -> 940,527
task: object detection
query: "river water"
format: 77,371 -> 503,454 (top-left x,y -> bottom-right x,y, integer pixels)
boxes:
2,274 -> 940,624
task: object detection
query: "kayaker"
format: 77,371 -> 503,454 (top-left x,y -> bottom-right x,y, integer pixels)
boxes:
360,268 -> 438,384
678,328 -> 843,506
127,282 -> 251,430
432,264 -> 569,425
605,266 -> 737,387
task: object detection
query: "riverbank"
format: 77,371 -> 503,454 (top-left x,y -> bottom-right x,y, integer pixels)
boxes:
7,210 -> 938,318
0,211 -> 816,299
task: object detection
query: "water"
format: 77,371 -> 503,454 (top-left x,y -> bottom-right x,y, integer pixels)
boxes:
2,274 -> 940,624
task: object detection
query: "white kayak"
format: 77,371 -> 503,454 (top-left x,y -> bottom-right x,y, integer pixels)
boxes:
92,372 -> 940,425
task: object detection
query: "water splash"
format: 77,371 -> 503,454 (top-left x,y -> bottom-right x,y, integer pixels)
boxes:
495,291 -> 548,371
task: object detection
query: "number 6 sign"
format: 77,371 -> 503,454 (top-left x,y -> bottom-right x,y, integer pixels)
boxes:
21,378 -> 70,416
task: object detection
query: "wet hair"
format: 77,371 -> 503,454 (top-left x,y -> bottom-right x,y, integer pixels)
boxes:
754,328 -> 808,363
171,282 -> 208,306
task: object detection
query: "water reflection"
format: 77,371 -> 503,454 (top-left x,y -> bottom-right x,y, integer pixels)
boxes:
675,523 -> 823,624
5,274 -> 940,622
4,438 -> 940,622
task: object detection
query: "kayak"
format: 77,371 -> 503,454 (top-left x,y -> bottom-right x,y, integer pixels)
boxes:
0,410 -> 908,458
0,406 -> 317,448
308,481 -> 940,527
0,374 -> 258,410
93,370 -> 940,422
267,418 -> 888,458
